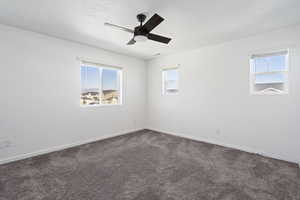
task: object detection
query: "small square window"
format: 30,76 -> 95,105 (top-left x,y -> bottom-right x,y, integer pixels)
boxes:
250,50 -> 289,95
162,68 -> 179,95
80,63 -> 122,106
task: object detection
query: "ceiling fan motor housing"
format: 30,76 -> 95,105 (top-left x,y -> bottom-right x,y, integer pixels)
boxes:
134,26 -> 147,36
133,26 -> 148,42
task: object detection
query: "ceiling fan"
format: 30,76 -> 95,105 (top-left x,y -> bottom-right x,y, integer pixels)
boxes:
104,13 -> 171,45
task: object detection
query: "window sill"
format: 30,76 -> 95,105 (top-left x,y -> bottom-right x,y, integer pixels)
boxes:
80,103 -> 123,107
163,93 -> 179,96
250,91 -> 288,96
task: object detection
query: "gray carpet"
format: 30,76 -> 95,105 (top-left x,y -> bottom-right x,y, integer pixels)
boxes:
0,130 -> 299,200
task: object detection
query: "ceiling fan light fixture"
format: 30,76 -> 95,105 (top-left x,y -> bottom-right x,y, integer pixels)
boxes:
134,35 -> 148,42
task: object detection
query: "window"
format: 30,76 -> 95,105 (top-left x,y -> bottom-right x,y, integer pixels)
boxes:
80,62 -> 122,106
250,50 -> 289,95
162,68 -> 179,95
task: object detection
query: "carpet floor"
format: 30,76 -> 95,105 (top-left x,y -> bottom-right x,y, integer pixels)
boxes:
0,130 -> 299,200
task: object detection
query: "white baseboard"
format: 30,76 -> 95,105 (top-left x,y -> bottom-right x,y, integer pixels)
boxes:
147,128 -> 298,164
1,128 -> 298,166
0,128 -> 144,165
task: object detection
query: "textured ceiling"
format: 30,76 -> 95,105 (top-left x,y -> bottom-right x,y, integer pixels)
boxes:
0,0 -> 300,60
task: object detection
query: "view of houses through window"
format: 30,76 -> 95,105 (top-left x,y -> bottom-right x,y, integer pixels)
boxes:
80,64 -> 121,106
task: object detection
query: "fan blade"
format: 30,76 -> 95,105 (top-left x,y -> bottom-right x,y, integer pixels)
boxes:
141,14 -> 164,33
104,23 -> 134,33
127,38 -> 136,45
148,33 -> 171,44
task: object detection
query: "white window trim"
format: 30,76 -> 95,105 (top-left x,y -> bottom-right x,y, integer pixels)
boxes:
249,49 -> 289,96
79,59 -> 123,107
162,67 -> 179,95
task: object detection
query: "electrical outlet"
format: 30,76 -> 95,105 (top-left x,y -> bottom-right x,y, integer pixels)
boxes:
216,129 -> 221,135
0,140 -> 12,149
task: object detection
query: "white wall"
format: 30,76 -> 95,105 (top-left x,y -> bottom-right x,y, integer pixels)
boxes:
0,24 -> 147,163
147,25 -> 300,163
1,23 -> 299,165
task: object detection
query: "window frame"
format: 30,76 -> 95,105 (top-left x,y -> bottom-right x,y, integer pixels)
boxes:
249,49 -> 289,95
162,67 -> 179,95
80,60 -> 123,107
